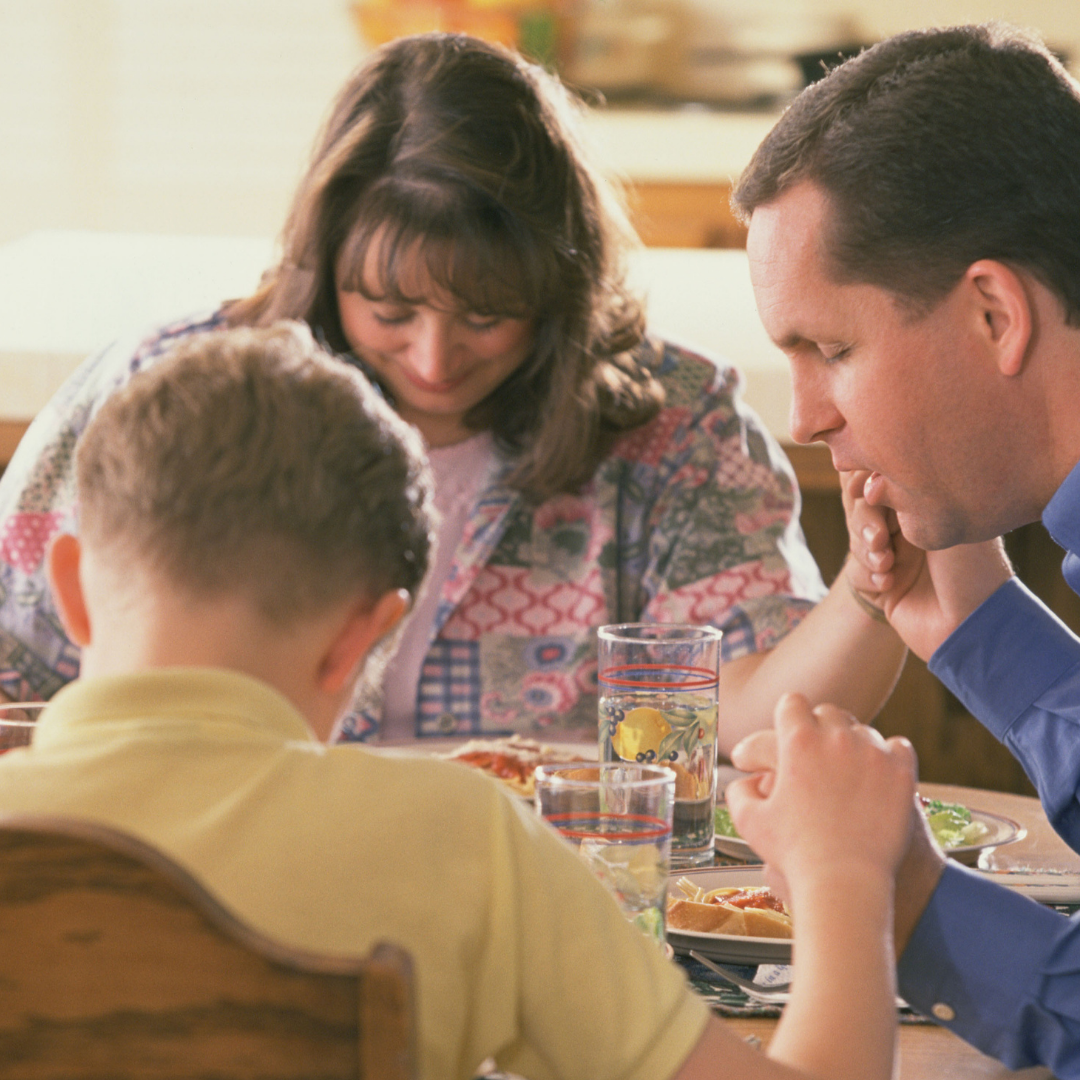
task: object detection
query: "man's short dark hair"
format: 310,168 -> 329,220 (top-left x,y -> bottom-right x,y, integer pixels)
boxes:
734,22 -> 1080,324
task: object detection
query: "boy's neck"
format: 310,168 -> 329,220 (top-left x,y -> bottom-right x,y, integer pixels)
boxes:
80,587 -> 340,741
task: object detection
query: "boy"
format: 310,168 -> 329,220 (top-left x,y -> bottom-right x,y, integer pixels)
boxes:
0,321 -> 918,1080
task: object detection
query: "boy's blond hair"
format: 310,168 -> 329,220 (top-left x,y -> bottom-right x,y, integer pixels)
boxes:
76,321 -> 432,622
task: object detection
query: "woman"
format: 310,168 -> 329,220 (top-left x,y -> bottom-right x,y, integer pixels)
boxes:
0,33 -> 904,750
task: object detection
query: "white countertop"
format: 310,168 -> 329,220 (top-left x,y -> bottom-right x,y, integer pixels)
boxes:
0,230 -> 792,441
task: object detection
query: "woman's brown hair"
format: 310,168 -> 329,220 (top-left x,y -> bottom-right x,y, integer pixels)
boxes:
225,32 -> 662,500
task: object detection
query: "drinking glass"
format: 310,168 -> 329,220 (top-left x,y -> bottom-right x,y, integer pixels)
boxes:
0,701 -> 44,752
598,624 -> 721,868
535,762 -> 674,945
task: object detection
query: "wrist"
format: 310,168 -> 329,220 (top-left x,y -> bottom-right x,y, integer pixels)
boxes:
788,858 -> 896,902
844,568 -> 890,624
787,861 -> 896,929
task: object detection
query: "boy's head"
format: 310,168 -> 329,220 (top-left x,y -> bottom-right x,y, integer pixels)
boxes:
76,320 -> 432,621
50,321 -> 433,732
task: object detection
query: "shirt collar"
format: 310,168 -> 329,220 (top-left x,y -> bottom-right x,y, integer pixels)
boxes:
1043,457 -> 1080,553
33,668 -> 316,751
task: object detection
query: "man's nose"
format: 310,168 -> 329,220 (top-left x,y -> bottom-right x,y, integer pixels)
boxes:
787,363 -> 843,445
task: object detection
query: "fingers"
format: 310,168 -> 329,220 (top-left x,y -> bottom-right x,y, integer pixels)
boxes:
722,773 -> 758,822
732,697 -> 872,772
775,693 -> 861,737
841,469 -> 897,591
839,468 -> 870,512
810,701 -> 861,727
884,734 -> 918,778
771,690 -> 816,735
729,729 -> 777,774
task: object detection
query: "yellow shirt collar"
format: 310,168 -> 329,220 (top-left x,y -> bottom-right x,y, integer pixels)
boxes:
34,668 -> 315,750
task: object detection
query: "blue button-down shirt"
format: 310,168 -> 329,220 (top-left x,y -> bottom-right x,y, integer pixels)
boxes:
898,458 -> 1080,1075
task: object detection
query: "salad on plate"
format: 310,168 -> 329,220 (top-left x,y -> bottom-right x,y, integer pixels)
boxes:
715,795 -> 992,852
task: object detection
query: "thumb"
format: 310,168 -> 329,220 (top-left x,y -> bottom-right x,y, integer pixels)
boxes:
773,691 -> 814,740
886,734 -> 919,780
723,772 -> 767,837
730,729 -> 777,774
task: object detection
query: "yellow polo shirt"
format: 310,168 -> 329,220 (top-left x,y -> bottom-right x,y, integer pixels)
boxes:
0,669 -> 707,1080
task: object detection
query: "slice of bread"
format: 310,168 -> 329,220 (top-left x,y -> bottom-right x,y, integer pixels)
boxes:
667,895 -> 792,939
668,898 -> 748,935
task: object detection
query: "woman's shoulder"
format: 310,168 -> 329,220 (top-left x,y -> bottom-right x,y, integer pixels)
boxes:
128,309 -> 230,370
638,335 -> 741,409
51,309 -> 228,409
603,334 -> 787,480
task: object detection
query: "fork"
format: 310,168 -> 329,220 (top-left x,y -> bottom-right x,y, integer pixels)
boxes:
688,951 -> 792,1001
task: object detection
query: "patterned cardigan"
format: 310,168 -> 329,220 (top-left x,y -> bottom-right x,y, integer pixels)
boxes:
0,313 -> 825,740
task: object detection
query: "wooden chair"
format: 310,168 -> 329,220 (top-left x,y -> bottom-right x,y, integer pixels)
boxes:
0,814 -> 416,1079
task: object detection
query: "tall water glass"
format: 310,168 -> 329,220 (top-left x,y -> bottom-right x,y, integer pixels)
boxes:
598,624 -> 721,868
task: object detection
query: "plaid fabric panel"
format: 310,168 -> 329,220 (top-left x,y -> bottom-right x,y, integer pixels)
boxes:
415,639 -> 484,737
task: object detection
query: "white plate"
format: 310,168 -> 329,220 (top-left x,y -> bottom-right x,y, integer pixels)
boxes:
942,808 -> 1025,865
666,866 -> 792,964
714,806 -> 1025,866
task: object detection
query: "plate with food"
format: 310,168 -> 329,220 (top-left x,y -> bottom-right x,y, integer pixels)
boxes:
438,735 -> 593,798
713,797 -> 1024,866
665,866 -> 792,964
918,797 -> 1025,865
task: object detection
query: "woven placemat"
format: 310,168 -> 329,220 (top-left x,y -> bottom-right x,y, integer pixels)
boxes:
675,954 -> 934,1024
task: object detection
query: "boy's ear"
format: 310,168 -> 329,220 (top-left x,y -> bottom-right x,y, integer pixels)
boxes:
318,588 -> 411,696
46,534 -> 92,647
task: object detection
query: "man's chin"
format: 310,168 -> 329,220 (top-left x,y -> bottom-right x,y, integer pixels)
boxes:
892,509 -> 960,552
895,509 -> 1000,552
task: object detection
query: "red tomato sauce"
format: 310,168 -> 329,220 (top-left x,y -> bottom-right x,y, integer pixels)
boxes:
712,889 -> 788,914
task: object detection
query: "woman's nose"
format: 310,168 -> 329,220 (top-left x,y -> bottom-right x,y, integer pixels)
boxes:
409,314 -> 458,380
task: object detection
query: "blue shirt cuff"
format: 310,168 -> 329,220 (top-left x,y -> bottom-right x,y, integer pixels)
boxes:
898,861 -> 1066,1068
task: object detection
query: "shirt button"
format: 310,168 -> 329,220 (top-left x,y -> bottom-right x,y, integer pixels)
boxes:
437,713 -> 458,734
931,1002 -> 956,1022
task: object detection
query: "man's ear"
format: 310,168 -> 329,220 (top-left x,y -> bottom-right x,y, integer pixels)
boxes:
46,534 -> 92,647
318,588 -> 411,696
965,259 -> 1034,377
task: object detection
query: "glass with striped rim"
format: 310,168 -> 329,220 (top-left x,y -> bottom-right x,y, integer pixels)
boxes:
0,701 -> 45,752
534,762 -> 675,945
597,624 -> 721,868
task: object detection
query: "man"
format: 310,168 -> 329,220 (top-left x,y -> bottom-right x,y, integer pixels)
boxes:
0,320 -> 917,1080
732,21 -> 1080,1075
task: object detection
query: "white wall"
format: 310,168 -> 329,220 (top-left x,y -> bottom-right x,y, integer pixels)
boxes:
0,0 -> 363,243
2,0 -> 1079,245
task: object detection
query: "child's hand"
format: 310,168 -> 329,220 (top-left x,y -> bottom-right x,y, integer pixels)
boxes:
726,693 -> 918,894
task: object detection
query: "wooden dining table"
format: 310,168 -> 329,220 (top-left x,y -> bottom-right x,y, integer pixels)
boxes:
715,779 -> 1077,1080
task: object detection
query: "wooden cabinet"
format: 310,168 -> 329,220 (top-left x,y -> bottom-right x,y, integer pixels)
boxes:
0,422 -> 25,473
627,181 -> 747,249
